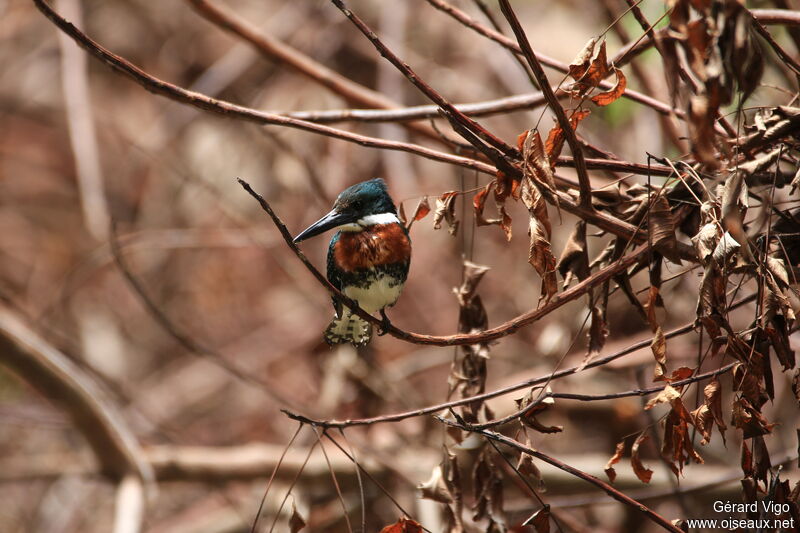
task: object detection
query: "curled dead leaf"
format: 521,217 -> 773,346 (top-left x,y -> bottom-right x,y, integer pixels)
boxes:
545,109 -> 591,164
418,465 -> 453,504
648,194 -> 681,264
591,67 -> 627,106
604,440 -> 625,483
433,191 -> 460,236
521,178 -> 558,302
289,501 -> 306,533
379,517 -> 424,533
631,433 -> 654,483
556,220 -> 589,287
521,129 -> 557,193
406,196 -> 431,230
651,327 -> 668,382
645,383 -> 680,410
523,505 -> 551,533
568,38 -> 611,95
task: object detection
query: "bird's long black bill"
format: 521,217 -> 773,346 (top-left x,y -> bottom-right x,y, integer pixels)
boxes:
293,209 -> 353,243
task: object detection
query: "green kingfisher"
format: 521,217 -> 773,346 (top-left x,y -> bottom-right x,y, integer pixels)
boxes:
293,178 -> 411,346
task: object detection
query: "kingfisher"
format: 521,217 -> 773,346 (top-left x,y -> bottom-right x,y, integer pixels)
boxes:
293,178 -> 411,346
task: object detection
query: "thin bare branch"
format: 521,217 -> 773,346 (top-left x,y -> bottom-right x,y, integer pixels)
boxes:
498,0 -> 593,208
425,0 -> 686,120
57,0 -> 110,240
282,295 -> 754,429
113,475 -> 145,533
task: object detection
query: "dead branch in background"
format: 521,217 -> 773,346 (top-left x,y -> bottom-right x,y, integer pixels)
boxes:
0,304 -> 151,533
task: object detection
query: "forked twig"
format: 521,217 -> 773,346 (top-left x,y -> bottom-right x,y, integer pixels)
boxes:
434,419 -> 684,533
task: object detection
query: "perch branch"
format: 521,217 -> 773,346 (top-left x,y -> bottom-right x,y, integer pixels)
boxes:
240,177 -> 654,348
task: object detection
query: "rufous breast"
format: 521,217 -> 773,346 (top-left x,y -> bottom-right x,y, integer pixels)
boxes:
334,224 -> 410,271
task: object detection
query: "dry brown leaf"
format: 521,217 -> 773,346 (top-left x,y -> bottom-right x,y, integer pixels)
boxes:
688,93 -> 719,169
691,378 -> 726,445
568,38 -> 599,81
651,326 -> 668,382
648,194 -> 681,263
720,170 -> 751,260
524,505 -> 551,533
582,304 -> 608,370
732,397 -> 775,438
517,453 -> 545,491
521,130 -> 557,193
379,517 -> 424,533
604,440 -> 625,483
545,110 -> 591,164
645,383 -> 680,410
410,196 -> 431,224
661,398 -> 704,476
418,465 -> 453,504
433,191 -> 460,236
289,501 -> 306,533
591,67 -> 627,106
631,433 -> 654,483
556,220 -> 589,287
568,39 -> 611,95
741,439 -> 753,477
473,180 -> 513,241
752,435 -> 772,484
521,178 -> 558,302
692,203 -> 720,267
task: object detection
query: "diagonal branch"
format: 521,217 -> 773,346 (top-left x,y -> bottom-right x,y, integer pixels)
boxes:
330,0 -> 519,162
498,0 -> 593,208
1,289 -> 152,533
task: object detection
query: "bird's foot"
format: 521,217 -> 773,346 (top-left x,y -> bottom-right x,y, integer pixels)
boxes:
378,309 -> 392,336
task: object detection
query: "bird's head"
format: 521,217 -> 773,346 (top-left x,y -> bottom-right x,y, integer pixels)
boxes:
293,178 -> 398,243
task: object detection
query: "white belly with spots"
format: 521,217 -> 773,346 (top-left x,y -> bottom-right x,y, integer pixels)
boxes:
343,274 -> 403,314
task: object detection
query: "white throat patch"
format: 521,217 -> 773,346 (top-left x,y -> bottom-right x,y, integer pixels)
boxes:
358,213 -> 400,226
339,212 -> 399,232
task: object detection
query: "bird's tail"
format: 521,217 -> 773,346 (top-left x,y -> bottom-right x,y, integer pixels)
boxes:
324,308 -> 373,346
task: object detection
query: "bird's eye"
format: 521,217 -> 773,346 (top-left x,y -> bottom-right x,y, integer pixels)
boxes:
352,200 -> 362,210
